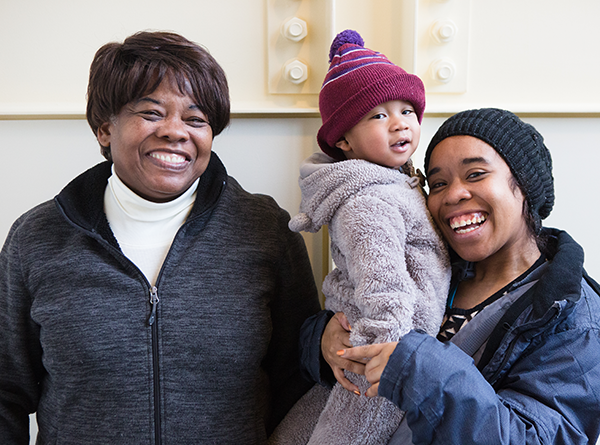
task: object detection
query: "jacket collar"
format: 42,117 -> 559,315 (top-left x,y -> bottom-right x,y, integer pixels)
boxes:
451,227 -> 585,320
54,152 -> 228,243
531,228 -> 584,318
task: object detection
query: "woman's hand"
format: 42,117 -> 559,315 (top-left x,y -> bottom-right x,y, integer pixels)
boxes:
321,312 -> 366,393
338,342 -> 399,397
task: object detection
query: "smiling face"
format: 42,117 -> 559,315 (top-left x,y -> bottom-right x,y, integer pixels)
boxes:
97,77 -> 213,202
426,136 -> 534,264
335,100 -> 421,169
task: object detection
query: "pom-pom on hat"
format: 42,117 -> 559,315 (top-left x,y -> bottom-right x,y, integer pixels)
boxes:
424,108 -> 555,230
317,29 -> 426,161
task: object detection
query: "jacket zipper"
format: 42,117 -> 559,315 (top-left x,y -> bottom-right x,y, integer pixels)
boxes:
56,178 -> 227,445
148,286 -> 162,445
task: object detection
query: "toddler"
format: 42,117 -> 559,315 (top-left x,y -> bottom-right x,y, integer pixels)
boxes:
288,30 -> 451,445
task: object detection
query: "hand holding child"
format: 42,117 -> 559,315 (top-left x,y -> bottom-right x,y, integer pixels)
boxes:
338,342 -> 399,397
321,312 -> 366,393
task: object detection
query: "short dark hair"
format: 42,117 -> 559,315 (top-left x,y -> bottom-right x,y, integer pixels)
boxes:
86,31 -> 230,160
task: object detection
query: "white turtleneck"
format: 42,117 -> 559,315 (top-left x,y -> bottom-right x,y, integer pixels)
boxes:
103,166 -> 199,285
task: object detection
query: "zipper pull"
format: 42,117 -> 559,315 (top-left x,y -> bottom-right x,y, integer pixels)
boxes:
148,286 -> 159,326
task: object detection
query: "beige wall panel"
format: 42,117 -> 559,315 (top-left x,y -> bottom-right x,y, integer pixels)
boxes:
427,0 -> 600,112
0,0 -> 282,115
2,0 -> 599,116
334,0 -> 600,113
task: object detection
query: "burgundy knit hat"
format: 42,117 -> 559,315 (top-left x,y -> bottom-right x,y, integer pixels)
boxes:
317,30 -> 426,161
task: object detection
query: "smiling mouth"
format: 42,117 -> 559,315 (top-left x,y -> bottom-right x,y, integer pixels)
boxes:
149,152 -> 188,165
392,139 -> 410,148
391,139 -> 411,152
449,212 -> 487,234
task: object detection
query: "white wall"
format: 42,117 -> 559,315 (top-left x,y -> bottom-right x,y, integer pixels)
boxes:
3,115 -> 598,278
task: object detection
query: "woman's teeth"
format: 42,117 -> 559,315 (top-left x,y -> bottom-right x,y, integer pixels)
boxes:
150,152 -> 186,164
449,213 -> 487,234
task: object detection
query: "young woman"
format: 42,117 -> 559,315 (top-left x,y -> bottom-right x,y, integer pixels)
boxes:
304,108 -> 600,444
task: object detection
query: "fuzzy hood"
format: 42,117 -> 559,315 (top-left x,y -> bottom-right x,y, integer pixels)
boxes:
289,152 -> 421,233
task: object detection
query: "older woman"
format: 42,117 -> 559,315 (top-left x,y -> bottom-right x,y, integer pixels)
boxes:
304,108 -> 600,444
0,31 -> 320,444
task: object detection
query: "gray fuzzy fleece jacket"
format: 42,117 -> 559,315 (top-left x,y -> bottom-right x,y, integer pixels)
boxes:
281,153 -> 450,445
0,153 -> 321,445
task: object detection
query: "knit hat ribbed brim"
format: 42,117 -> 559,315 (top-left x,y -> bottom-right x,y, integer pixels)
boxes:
424,108 -> 555,224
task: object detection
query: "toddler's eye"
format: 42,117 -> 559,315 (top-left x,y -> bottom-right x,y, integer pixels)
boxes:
372,113 -> 386,120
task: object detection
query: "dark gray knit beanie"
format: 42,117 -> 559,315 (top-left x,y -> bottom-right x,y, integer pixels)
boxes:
425,108 -> 554,228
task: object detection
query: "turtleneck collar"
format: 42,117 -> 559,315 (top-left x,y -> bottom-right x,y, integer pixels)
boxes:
103,166 -> 199,284
106,164 -> 199,224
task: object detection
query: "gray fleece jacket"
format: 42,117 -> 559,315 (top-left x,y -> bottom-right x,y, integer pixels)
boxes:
283,153 -> 450,445
0,153 -> 321,445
